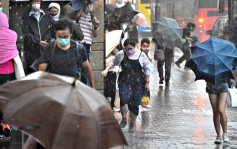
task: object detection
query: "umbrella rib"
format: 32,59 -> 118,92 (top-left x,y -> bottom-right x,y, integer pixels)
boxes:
76,90 -> 101,149
215,55 -> 233,70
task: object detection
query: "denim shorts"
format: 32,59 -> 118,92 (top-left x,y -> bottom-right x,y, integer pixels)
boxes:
206,82 -> 229,95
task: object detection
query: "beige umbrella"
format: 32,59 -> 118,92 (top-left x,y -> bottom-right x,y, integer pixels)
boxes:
0,72 -> 127,149
106,30 -> 123,57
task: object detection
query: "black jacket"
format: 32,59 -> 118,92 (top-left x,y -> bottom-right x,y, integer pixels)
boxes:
22,9 -> 53,51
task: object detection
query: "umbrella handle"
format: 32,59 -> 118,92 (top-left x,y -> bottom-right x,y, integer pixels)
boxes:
72,73 -> 80,86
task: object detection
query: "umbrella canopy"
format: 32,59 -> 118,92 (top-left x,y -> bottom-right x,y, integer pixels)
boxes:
117,3 -> 139,23
71,0 -> 98,11
106,30 -> 123,57
105,4 -> 117,15
0,72 -> 127,149
185,38 -> 237,85
131,12 -> 148,27
153,17 -> 182,45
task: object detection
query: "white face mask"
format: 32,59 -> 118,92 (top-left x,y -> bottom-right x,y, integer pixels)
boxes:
32,4 -> 40,10
88,4 -> 93,11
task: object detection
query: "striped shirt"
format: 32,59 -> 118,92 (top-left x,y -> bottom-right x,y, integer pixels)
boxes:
78,13 -> 94,44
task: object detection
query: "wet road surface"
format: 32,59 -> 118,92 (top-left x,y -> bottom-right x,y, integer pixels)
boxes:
113,47 -> 237,149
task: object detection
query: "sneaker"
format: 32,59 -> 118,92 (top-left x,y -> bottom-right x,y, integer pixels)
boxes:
159,78 -> 164,84
175,61 -> 181,68
223,134 -> 230,143
214,136 -> 222,144
129,124 -> 136,132
113,107 -> 120,112
120,119 -> 127,128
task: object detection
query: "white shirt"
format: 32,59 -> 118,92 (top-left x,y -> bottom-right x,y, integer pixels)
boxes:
110,50 -> 154,75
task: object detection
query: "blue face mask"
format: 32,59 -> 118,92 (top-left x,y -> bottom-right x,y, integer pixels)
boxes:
56,38 -> 70,47
0,8 -> 3,12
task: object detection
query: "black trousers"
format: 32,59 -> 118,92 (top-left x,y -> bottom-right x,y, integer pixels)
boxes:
104,71 -> 117,108
177,42 -> 191,64
157,48 -> 173,81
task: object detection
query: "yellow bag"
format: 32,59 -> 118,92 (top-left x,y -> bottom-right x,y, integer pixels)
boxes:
141,96 -> 150,107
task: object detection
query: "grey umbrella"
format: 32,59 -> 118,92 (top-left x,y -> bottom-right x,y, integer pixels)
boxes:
153,17 -> 182,49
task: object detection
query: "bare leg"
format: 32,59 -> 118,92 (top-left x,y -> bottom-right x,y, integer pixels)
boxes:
209,94 -> 221,136
129,111 -> 137,125
121,104 -> 128,119
218,92 -> 228,133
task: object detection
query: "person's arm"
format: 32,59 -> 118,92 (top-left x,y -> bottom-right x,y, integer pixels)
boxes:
142,49 -> 152,62
82,60 -> 95,88
37,44 -> 50,71
93,18 -> 99,38
21,13 -> 41,44
145,75 -> 150,91
38,63 -> 48,71
101,65 -> 111,77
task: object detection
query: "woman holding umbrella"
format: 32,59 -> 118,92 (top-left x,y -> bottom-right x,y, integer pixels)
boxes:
206,79 -> 230,144
185,38 -> 236,144
101,38 -> 153,132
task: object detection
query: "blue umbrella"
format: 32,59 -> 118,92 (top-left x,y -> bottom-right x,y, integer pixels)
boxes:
185,38 -> 237,85
71,0 -> 97,11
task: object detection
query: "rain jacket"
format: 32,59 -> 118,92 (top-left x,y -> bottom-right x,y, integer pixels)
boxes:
21,8 -> 53,71
0,12 -> 19,64
22,8 -> 52,48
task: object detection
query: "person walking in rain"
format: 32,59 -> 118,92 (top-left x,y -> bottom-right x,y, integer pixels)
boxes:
75,3 -> 99,85
175,22 -> 196,68
140,38 -> 152,108
38,18 -> 94,88
21,0 -> 53,74
104,47 -> 120,111
152,34 -> 174,86
48,2 -> 60,21
205,78 -> 230,144
0,1 -> 3,12
101,38 -> 153,132
124,21 -> 139,44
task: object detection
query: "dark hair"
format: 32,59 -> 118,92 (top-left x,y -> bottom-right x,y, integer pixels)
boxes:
187,22 -> 196,28
54,18 -> 73,33
123,38 -> 136,47
141,38 -> 150,46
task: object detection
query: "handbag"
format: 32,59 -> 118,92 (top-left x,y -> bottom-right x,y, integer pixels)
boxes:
13,55 -> 25,79
228,87 -> 237,107
154,49 -> 165,61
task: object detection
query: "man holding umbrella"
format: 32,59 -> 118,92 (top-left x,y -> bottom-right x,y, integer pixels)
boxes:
175,22 -> 196,68
73,1 -> 100,85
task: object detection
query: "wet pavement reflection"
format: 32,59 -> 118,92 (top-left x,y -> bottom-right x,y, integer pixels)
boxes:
113,48 -> 237,148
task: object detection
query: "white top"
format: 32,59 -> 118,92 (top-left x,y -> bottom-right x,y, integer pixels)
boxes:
106,55 -> 119,72
110,50 -> 154,75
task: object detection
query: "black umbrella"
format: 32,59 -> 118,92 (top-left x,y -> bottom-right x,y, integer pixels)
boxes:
117,3 -> 139,23
105,4 -> 117,15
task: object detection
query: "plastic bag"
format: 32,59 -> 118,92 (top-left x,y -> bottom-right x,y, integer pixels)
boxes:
228,88 -> 237,107
141,92 -> 150,107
